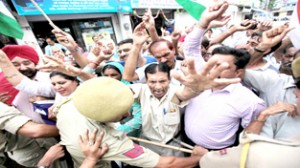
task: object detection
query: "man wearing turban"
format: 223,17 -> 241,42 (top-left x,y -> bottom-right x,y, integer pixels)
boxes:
1,45 -> 55,123
0,45 -> 66,167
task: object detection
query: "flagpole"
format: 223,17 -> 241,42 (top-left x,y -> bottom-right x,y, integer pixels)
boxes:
29,0 -> 57,29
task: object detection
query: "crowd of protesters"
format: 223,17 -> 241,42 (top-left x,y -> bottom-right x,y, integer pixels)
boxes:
1,1 -> 300,168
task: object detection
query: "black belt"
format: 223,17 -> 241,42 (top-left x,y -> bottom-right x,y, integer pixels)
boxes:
166,131 -> 181,144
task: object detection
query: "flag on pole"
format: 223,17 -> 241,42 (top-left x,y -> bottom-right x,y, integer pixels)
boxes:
288,0 -> 300,49
175,0 -> 209,20
0,1 -> 24,39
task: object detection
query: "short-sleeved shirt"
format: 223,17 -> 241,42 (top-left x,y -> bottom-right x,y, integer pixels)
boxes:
56,101 -> 160,168
130,84 -> 188,144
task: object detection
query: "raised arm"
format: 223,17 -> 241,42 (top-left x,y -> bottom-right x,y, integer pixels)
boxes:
143,8 -> 159,41
174,57 -> 241,102
52,28 -> 89,68
0,50 -> 24,86
37,56 -> 95,81
210,19 -> 256,45
184,1 -> 229,71
123,23 -> 148,81
171,30 -> 182,58
248,25 -> 293,65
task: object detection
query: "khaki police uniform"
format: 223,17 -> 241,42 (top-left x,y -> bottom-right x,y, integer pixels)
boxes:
0,102 -> 67,168
0,134 -> 6,168
200,133 -> 300,168
56,101 -> 160,168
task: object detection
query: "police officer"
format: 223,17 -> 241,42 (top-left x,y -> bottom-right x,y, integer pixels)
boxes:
54,56 -> 239,167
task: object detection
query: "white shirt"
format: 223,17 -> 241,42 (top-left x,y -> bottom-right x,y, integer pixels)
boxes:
130,84 -> 188,143
13,71 -> 55,123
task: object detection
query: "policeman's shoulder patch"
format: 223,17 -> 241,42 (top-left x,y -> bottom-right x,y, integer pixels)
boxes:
123,144 -> 144,159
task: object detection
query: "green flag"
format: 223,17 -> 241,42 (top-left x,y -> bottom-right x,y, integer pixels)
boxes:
176,0 -> 207,20
0,1 -> 24,39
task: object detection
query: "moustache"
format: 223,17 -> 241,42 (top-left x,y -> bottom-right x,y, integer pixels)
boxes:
19,69 -> 37,78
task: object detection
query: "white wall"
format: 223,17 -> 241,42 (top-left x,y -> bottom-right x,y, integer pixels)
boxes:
117,13 -> 133,42
174,12 -> 197,32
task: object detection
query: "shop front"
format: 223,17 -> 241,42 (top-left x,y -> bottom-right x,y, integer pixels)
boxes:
10,0 -> 132,53
131,0 -> 182,35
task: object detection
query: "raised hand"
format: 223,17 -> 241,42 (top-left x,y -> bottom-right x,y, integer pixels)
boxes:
235,19 -> 257,31
142,8 -> 156,30
91,44 -> 113,61
36,56 -> 82,76
199,1 -> 229,29
132,22 -> 148,45
173,56 -> 241,92
52,28 -> 78,50
208,15 -> 231,29
258,20 -> 273,31
257,24 -> 294,52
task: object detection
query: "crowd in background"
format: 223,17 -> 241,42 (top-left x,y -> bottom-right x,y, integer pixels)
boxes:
1,1 -> 300,168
